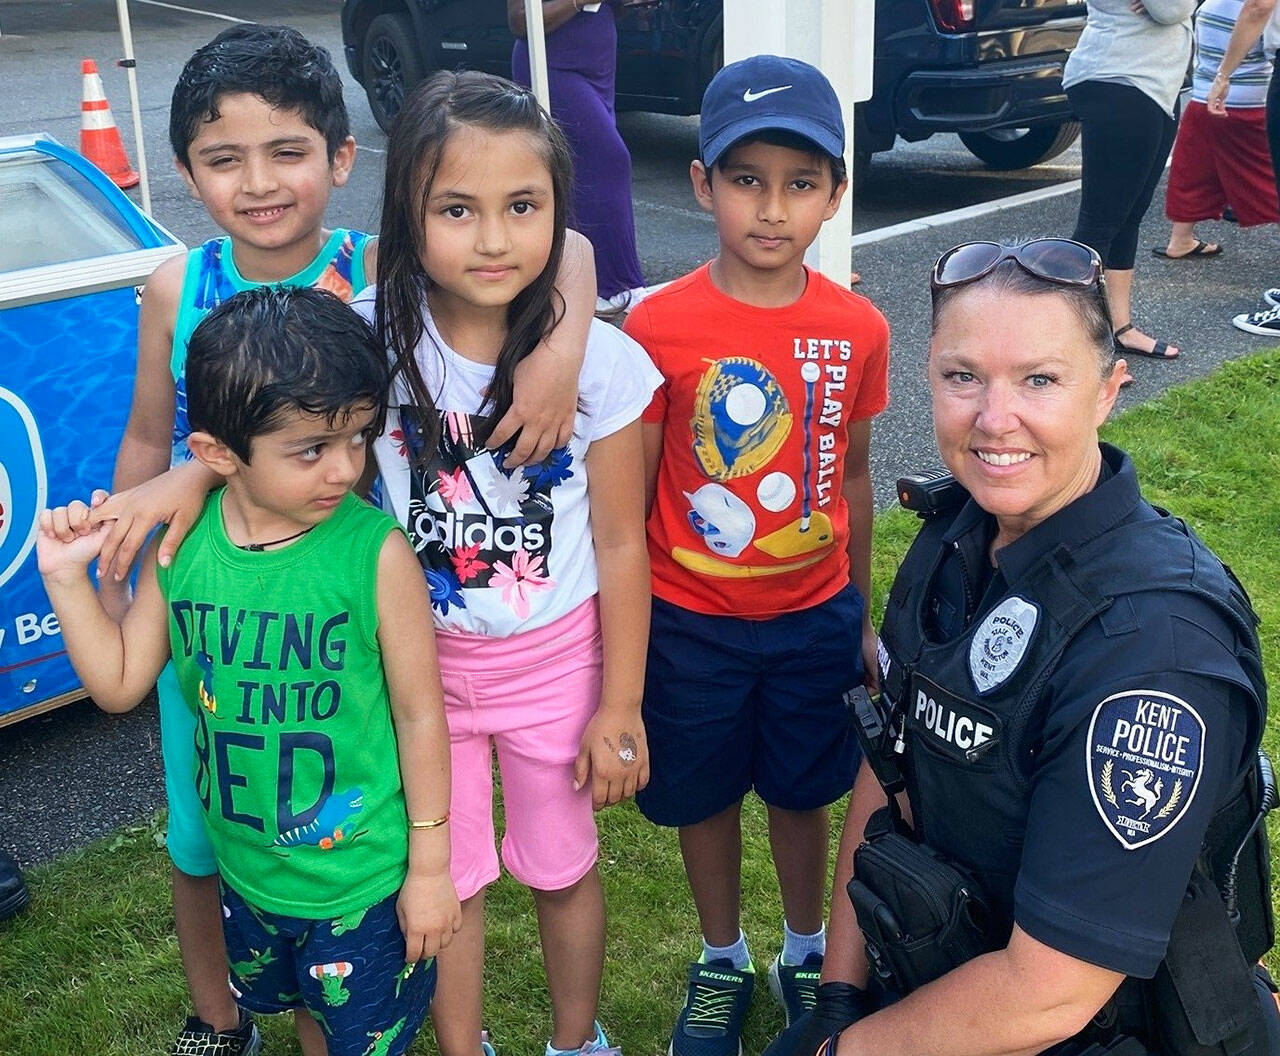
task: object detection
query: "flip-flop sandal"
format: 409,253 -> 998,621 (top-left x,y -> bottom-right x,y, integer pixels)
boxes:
1151,239 -> 1222,259
1114,323 -> 1179,360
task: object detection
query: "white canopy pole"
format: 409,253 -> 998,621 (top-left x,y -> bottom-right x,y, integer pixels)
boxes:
115,0 -> 152,215
723,0 -> 875,287
523,0 -> 552,110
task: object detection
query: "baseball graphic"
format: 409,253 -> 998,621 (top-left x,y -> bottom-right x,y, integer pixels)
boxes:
757,472 -> 796,512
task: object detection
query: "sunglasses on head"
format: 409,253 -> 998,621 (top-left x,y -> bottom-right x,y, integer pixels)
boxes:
931,238 -> 1105,294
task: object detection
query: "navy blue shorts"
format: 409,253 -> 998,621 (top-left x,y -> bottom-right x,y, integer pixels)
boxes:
221,884 -> 434,1056
636,584 -> 864,827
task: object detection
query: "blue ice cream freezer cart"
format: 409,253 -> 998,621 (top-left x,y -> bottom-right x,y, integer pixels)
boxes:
0,133 -> 183,727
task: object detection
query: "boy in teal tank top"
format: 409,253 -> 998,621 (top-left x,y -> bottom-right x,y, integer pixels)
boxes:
38,287 -> 460,1056
99,26 -> 376,1054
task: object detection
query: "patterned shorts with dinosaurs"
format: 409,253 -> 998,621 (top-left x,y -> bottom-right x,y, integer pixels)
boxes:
220,883 -> 435,1056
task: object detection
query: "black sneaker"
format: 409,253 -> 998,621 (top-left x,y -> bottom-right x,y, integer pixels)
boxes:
1232,306 -> 1280,336
670,958 -> 754,1056
171,1010 -> 262,1056
0,849 -> 29,921
768,953 -> 823,1027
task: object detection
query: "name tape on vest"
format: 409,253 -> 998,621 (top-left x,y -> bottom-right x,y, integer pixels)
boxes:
908,675 -> 1003,764
1086,689 -> 1204,850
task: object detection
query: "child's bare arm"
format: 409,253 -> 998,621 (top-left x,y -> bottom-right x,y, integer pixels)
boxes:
642,421 -> 664,517
488,229 -> 597,467
92,257 -> 220,581
576,420 -> 651,809
375,531 -> 461,961
115,256 -> 183,493
37,503 -> 171,713
842,418 -> 878,690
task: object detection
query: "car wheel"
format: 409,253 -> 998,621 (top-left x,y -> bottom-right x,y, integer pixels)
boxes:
697,12 -> 723,100
361,12 -> 423,134
958,121 -> 1081,171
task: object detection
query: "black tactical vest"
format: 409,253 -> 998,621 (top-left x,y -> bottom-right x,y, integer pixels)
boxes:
877,496 -> 1269,959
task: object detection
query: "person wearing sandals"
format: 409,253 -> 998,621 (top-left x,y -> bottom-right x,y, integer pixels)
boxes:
1155,0 -> 1278,263
1063,0 -> 1196,361
1207,0 -> 1280,334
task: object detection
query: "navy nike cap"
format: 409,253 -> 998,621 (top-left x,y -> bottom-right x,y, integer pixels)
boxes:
699,54 -> 845,168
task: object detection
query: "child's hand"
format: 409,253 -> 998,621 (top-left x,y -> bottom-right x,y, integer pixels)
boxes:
89,461 -> 213,581
574,708 -> 650,810
397,868 -> 462,962
36,492 -> 112,581
487,344 -> 580,468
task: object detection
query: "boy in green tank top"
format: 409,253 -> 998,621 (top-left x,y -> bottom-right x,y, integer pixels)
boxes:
95,23 -> 594,1055
38,287 -> 461,1056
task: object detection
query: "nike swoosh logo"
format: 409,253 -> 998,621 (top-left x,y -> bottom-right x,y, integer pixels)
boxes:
742,85 -> 793,102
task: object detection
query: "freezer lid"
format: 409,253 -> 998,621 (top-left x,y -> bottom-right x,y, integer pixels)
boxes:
0,135 -> 184,307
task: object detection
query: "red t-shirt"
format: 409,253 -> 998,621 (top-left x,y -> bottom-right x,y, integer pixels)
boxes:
625,264 -> 890,618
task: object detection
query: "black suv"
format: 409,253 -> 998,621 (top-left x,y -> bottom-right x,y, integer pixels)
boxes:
340,0 -> 1086,183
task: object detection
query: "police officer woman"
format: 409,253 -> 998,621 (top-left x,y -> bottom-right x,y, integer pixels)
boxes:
769,238 -> 1277,1056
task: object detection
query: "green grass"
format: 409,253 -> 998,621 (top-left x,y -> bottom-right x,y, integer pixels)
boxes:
3,352 -> 1278,1055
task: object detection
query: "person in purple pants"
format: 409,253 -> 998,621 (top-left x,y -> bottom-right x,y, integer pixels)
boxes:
510,0 -> 647,304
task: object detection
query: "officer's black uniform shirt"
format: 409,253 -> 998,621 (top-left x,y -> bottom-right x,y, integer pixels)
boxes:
918,447 -> 1251,978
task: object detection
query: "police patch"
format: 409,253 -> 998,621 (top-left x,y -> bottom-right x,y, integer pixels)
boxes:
969,596 -> 1038,694
1086,690 -> 1204,850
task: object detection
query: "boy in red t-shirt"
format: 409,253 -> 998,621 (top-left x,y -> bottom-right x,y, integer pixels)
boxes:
623,54 -> 889,1056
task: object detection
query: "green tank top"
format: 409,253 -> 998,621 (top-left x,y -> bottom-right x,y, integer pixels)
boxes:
169,229 -> 372,467
156,491 -> 408,918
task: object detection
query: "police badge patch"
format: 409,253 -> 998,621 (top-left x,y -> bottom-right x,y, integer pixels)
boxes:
968,596 -> 1038,693
1086,690 -> 1204,850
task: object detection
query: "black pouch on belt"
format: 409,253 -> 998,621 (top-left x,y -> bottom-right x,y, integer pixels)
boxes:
847,806 -> 998,994
1149,867 -> 1262,1056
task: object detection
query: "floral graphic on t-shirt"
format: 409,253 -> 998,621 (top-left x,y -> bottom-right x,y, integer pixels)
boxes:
397,407 -> 573,624
389,428 -> 408,460
489,548 -> 555,620
523,446 -> 574,491
450,543 -> 489,583
425,565 -> 465,615
437,466 -> 473,505
482,468 -> 531,515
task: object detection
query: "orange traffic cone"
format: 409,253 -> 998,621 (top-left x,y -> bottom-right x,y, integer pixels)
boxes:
79,58 -> 139,189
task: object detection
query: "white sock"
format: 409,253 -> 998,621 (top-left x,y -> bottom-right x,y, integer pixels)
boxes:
701,929 -> 751,970
781,920 -> 825,965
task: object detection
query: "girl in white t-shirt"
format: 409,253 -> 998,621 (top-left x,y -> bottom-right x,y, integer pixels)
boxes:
356,70 -> 659,1056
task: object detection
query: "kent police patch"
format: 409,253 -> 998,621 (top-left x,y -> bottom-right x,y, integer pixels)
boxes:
1086,690 -> 1204,850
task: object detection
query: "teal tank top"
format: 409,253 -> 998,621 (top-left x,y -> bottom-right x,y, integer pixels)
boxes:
169,228 -> 372,466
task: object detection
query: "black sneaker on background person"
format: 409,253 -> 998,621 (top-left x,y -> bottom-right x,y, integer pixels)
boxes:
1231,304 -> 1280,335
0,848 -> 29,920
171,1010 -> 262,1056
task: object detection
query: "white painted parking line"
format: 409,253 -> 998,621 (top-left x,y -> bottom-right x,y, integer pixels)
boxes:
356,145 -> 386,155
850,179 -> 1081,247
133,0 -> 250,24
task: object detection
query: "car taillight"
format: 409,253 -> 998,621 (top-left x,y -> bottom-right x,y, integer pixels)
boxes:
929,0 -> 975,31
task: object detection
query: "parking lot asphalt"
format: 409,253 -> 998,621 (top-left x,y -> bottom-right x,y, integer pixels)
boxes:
0,0 -> 1275,868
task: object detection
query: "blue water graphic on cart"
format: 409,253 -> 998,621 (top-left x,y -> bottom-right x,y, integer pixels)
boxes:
0,287 -> 140,717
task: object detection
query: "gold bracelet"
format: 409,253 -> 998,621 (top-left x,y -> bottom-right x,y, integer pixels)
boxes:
408,813 -> 450,830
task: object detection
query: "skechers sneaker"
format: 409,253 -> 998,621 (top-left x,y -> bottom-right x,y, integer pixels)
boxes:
1262,288 -> 1280,308
670,958 -> 755,1056
768,953 -> 824,1027
1232,306 -> 1280,336
170,1010 -> 261,1056
548,1021 -> 622,1056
